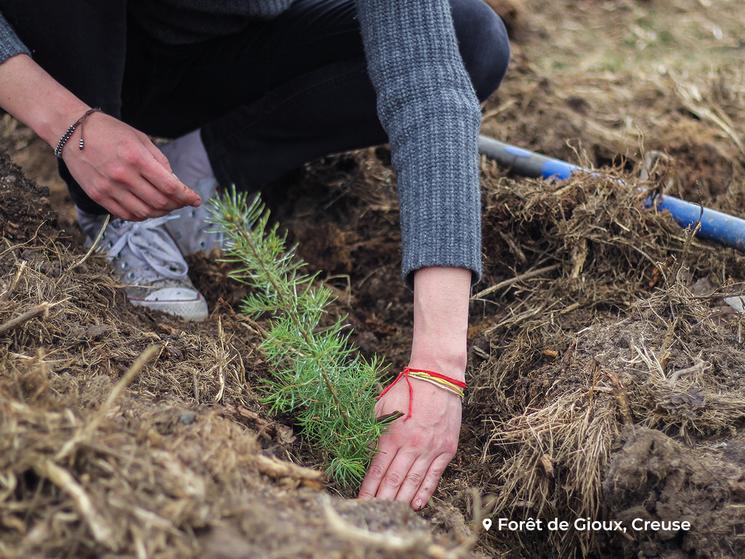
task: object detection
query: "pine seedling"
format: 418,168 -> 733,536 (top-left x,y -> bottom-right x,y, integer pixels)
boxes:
209,187 -> 395,487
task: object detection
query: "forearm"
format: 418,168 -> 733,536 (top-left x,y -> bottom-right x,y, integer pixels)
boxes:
363,265 -> 468,506
409,267 -> 471,382
356,1 -> 483,290
0,54 -> 89,146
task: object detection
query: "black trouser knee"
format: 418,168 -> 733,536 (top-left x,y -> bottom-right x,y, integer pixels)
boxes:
199,0 -> 511,192
4,0 -> 511,212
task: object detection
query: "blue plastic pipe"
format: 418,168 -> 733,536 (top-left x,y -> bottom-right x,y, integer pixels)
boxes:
478,135 -> 745,252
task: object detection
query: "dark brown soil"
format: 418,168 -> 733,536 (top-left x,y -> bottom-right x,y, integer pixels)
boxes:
603,428 -> 745,559
0,154 -> 59,243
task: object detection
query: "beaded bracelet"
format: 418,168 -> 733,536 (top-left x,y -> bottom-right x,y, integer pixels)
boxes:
377,367 -> 467,419
54,107 -> 102,158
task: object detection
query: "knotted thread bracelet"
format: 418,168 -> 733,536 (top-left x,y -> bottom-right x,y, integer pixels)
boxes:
377,367 -> 467,419
54,107 -> 102,159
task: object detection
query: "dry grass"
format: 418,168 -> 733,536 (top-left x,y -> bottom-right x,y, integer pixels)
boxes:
465,146 -> 745,555
484,389 -> 619,556
465,12 -> 745,554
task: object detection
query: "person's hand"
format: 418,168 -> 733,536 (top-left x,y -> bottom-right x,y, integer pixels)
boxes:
0,54 -> 200,220
62,112 -> 201,220
357,266 -> 471,509
358,376 -> 462,510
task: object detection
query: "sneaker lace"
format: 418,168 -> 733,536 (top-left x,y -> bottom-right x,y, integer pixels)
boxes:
108,216 -> 188,281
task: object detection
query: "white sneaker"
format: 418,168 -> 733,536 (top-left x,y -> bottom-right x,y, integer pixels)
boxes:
164,176 -> 225,255
159,132 -> 225,256
77,209 -> 209,322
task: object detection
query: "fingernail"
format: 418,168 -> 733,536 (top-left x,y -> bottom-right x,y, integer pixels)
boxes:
414,498 -> 423,510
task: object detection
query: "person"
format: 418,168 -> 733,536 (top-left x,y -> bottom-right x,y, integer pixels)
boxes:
0,1 -> 510,511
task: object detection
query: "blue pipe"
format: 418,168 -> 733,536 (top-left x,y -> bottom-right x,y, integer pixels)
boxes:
478,135 -> 745,252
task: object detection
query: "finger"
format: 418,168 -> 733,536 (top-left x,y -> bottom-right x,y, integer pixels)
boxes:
126,176 -> 182,212
106,159 -> 179,213
139,150 -> 201,207
100,198 -> 135,221
375,451 -> 417,500
394,456 -> 432,506
411,453 -> 453,511
110,188 -> 169,221
139,136 -> 173,172
358,445 -> 398,500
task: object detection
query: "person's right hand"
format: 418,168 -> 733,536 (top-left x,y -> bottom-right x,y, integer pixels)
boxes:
62,111 -> 201,221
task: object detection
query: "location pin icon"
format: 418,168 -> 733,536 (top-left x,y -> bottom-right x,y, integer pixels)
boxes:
482,518 -> 492,531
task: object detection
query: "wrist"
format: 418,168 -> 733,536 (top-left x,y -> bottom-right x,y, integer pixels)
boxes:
407,352 -> 467,382
409,267 -> 470,382
34,98 -> 91,148
0,54 -> 90,147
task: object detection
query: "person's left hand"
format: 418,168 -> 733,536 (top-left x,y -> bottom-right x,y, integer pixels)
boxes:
357,376 -> 462,510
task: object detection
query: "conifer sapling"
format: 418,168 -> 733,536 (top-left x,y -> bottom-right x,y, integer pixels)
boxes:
209,187 -> 398,487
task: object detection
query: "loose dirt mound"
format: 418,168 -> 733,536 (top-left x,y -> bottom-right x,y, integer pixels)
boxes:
603,427 -> 745,559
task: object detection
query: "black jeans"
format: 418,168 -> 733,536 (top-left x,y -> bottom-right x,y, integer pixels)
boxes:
81,0 -> 510,213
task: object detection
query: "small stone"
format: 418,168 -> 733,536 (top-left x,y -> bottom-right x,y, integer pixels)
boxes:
179,411 -> 197,425
724,295 -> 745,313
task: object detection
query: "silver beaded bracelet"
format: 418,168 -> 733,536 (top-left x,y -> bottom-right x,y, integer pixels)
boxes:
53,107 -> 102,159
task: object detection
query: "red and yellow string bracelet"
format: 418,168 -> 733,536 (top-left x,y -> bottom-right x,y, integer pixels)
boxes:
377,367 -> 467,419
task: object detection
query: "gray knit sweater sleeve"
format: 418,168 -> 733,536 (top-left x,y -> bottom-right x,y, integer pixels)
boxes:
356,1 -> 482,288
0,12 -> 30,64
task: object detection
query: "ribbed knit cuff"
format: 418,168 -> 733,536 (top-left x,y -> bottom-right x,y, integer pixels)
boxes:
397,114 -> 482,290
357,1 -> 484,291
0,13 -> 30,65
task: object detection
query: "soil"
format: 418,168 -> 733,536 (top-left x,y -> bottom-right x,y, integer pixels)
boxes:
603,428 -> 745,559
3,0 -> 745,558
